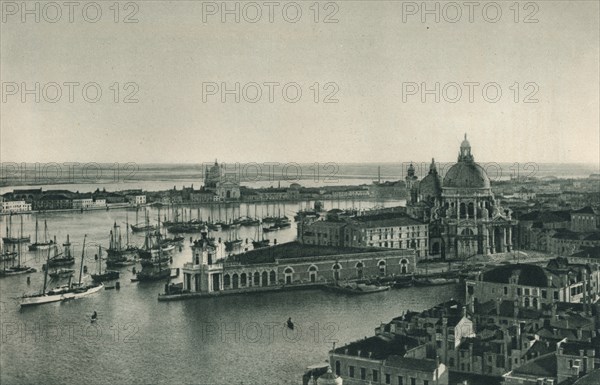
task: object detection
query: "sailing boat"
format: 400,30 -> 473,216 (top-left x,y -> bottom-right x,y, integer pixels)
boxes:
2,215 -> 31,244
92,245 -> 119,282
252,220 -> 269,249
224,224 -> 243,252
46,235 -> 75,268
135,228 -> 171,281
0,218 -> 36,277
131,208 -> 157,233
21,235 -> 103,307
28,219 -> 53,250
106,220 -> 137,267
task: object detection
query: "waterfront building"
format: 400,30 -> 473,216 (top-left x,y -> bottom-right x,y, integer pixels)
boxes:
181,241 -> 416,294
203,161 -> 240,201
298,212 -> 429,259
1,200 -> 32,213
465,261 -> 600,312
32,193 -> 73,210
406,135 -> 517,259
547,230 -> 600,255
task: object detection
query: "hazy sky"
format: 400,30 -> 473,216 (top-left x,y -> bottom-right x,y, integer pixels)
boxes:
1,0 -> 599,165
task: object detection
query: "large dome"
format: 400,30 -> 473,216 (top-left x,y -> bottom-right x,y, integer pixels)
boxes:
443,162 -> 490,189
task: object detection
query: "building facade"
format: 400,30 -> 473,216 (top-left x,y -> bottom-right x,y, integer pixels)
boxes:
406,135 -> 517,259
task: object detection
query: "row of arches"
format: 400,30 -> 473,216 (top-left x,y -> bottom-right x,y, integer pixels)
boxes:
282,259 -> 411,283
223,270 -> 277,289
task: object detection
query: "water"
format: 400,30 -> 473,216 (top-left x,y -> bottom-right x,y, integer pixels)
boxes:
1,199 -> 460,385
1,162 -> 597,194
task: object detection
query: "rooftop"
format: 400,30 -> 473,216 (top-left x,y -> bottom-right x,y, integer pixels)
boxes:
482,264 -> 552,287
511,353 -> 557,378
333,335 -> 420,360
383,356 -> 438,372
228,241 -> 386,265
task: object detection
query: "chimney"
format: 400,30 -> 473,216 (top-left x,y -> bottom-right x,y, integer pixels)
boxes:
577,327 -> 583,340
462,306 -> 467,318
357,350 -> 361,357
553,328 -> 558,336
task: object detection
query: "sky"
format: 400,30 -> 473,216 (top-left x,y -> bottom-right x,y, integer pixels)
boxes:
1,0 -> 599,165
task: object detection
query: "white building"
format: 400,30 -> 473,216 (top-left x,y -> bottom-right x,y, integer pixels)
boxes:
1,200 -> 32,213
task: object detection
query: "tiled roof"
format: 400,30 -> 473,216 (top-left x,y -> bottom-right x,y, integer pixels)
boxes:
333,335 -> 420,360
572,206 -> 596,214
511,353 -> 557,377
482,264 -> 550,287
384,356 -> 438,372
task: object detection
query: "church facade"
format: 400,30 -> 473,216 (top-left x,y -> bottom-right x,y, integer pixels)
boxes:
203,160 -> 240,201
406,135 -> 517,260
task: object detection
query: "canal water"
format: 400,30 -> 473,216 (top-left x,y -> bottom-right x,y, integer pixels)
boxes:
1,200 -> 461,385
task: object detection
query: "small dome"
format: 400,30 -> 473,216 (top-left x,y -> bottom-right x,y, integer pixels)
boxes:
443,162 -> 490,189
460,133 -> 470,149
317,367 -> 343,385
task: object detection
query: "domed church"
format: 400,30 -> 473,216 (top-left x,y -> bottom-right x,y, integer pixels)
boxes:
406,134 -> 516,260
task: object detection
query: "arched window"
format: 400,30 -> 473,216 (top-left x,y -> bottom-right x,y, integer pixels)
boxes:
240,273 -> 247,287
269,270 -> 276,284
284,267 -> 294,284
232,273 -> 239,289
460,202 -> 467,219
333,263 -> 341,281
524,297 -> 530,308
223,274 -> 231,288
356,262 -> 364,279
400,259 -> 408,274
254,272 -> 260,286
308,265 -> 318,283
378,260 -> 386,276
335,361 -> 341,376
261,271 -> 268,286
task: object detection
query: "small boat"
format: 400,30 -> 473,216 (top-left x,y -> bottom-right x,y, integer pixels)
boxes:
287,318 -> 294,330
45,235 -> 75,268
413,277 -> 460,286
325,283 -> 391,295
48,268 -> 75,279
252,239 -> 270,249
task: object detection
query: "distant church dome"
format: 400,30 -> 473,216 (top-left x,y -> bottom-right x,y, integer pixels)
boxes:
443,134 -> 491,189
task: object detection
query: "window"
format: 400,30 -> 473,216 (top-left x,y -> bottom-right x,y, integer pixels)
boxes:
525,288 -> 530,295
554,291 -> 559,300
517,288 -> 522,295
360,368 -> 366,380
504,286 -> 508,295
385,373 -> 391,384
372,370 -> 378,382
424,381 -> 429,385
349,366 -> 354,378
410,377 -> 416,385
335,361 -> 340,376
542,290 -> 547,299
449,358 -> 454,367
398,376 -> 404,385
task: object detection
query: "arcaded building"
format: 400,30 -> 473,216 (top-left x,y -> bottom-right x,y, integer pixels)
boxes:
406,135 -> 517,259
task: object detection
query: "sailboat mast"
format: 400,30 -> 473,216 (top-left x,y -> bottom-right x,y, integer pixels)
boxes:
34,218 -> 39,244
42,247 -> 51,293
18,216 -> 23,266
78,235 -> 87,285
126,212 -> 130,245
98,244 -> 102,275
44,220 -> 48,243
